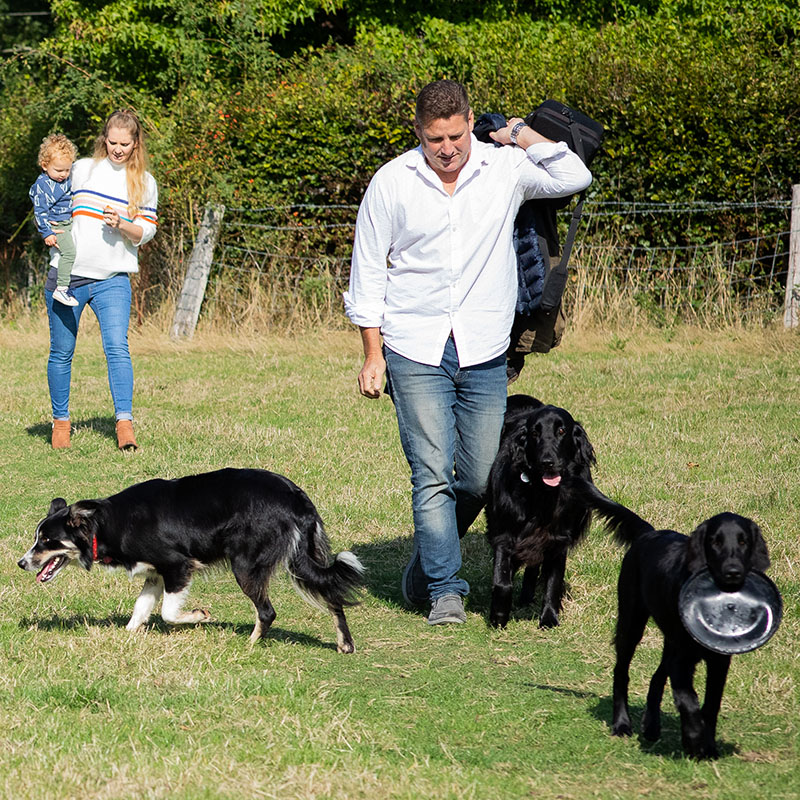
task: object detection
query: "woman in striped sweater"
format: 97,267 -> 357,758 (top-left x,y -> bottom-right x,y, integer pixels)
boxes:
46,110 -> 158,451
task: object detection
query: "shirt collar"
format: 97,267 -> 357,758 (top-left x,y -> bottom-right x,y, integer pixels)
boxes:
405,134 -> 489,190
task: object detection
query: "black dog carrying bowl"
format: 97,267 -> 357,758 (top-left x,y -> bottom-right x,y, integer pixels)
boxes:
679,569 -> 783,655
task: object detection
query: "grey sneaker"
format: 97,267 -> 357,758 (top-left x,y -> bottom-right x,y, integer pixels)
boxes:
401,548 -> 428,607
426,594 -> 466,625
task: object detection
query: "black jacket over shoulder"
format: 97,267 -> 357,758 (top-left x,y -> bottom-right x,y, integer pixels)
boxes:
473,113 -> 561,316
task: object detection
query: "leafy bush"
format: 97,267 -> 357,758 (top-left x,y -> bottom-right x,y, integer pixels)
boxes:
1,1 -> 798,312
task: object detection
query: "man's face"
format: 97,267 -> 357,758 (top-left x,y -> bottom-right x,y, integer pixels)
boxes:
415,110 -> 474,180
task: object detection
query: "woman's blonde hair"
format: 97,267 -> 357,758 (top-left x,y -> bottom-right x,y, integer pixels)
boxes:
38,133 -> 78,168
93,109 -> 149,217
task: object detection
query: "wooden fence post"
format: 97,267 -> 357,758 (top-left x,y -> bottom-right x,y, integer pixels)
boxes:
784,184 -> 800,330
170,204 -> 225,339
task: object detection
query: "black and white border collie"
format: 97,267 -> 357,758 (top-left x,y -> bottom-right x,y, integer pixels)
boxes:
18,468 -> 364,653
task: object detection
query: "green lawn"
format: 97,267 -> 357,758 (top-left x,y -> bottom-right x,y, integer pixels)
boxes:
0,317 -> 797,800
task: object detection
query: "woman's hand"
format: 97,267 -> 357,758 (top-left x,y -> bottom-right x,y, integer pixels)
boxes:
103,206 -> 144,244
103,206 -> 121,229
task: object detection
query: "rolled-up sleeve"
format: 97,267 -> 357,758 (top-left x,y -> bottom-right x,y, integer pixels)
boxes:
518,140 -> 592,201
133,175 -> 159,246
344,173 -> 393,328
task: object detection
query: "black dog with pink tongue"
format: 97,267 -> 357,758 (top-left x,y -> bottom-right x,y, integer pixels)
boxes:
485,394 -> 597,629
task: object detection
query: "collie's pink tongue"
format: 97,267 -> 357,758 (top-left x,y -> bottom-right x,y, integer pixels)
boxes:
543,475 -> 562,487
36,557 -> 62,583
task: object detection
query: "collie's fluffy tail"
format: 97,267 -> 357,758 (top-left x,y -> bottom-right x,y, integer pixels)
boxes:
287,518 -> 364,612
569,477 -> 654,545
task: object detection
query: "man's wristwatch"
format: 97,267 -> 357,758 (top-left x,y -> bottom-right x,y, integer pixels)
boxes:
510,121 -> 527,146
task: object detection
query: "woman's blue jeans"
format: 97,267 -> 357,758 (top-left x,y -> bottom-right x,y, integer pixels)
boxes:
385,338 -> 507,600
46,274 -> 134,421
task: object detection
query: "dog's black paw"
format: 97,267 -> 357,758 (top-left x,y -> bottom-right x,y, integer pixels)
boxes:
612,719 -> 633,737
682,731 -> 720,760
687,745 -> 720,761
684,738 -> 720,760
538,608 -> 560,629
704,745 -> 720,760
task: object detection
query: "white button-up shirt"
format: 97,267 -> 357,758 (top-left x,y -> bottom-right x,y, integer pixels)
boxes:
344,134 -> 591,367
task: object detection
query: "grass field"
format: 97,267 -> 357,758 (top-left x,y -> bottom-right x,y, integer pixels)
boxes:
0,317 -> 798,800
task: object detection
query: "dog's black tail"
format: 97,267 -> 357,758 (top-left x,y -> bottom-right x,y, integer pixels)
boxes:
569,477 -> 654,545
286,515 -> 364,612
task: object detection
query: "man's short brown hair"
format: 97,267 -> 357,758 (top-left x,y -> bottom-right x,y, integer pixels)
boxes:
415,80 -> 470,127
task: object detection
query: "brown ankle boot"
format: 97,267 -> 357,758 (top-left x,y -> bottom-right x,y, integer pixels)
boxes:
52,419 -> 71,449
116,419 -> 138,451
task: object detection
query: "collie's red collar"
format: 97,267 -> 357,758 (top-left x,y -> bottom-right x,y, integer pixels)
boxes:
92,536 -> 113,565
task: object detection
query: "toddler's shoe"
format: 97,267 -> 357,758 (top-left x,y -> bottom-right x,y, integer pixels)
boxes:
53,286 -> 78,306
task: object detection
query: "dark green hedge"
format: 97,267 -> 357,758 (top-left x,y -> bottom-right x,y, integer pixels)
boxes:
1,1 -> 798,297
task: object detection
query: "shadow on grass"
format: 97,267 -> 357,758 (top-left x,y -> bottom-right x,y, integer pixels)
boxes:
350,530 -> 573,625
18,613 -> 339,651
350,531 -> 494,610
585,695 -> 737,760
26,416 -> 117,443
526,683 -> 598,699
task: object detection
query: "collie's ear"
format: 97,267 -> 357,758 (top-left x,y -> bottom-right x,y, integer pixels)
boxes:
573,423 -> 596,467
48,497 -> 68,516
749,521 -> 771,572
67,500 -> 100,528
687,521 -> 708,573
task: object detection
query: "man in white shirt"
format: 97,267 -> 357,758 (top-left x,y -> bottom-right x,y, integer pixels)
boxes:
344,80 -> 591,625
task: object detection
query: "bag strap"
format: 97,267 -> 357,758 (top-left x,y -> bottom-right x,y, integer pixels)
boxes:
539,115 -> 588,310
559,190 -> 586,270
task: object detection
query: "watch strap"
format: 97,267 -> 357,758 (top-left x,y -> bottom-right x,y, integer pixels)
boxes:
510,121 -> 527,145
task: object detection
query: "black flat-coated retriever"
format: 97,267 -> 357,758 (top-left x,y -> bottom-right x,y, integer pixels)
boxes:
484,394 -> 596,629
575,480 -> 772,759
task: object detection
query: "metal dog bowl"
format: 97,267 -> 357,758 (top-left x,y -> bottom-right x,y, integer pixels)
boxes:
679,568 -> 782,655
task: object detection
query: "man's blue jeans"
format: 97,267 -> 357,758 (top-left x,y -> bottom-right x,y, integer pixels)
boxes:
385,338 -> 507,601
46,274 -> 134,421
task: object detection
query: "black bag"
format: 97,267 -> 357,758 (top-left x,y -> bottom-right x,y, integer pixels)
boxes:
507,101 -> 603,379
525,99 -> 604,166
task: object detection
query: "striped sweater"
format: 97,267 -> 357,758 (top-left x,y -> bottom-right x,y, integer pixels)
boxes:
57,156 -> 158,280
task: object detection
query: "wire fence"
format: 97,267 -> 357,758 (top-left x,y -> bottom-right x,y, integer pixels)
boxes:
200,198 -> 794,330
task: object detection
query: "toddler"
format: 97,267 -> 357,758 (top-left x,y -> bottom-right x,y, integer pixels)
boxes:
30,134 -> 79,306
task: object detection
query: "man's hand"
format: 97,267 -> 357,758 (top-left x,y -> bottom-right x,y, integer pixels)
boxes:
357,326 -> 385,398
358,353 -> 386,398
489,117 -> 525,146
490,117 -> 553,148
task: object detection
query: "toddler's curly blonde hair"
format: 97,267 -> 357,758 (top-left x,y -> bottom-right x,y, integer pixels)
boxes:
38,133 -> 78,168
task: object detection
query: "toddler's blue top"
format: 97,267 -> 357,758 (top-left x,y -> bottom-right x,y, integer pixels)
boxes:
29,171 -> 73,238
